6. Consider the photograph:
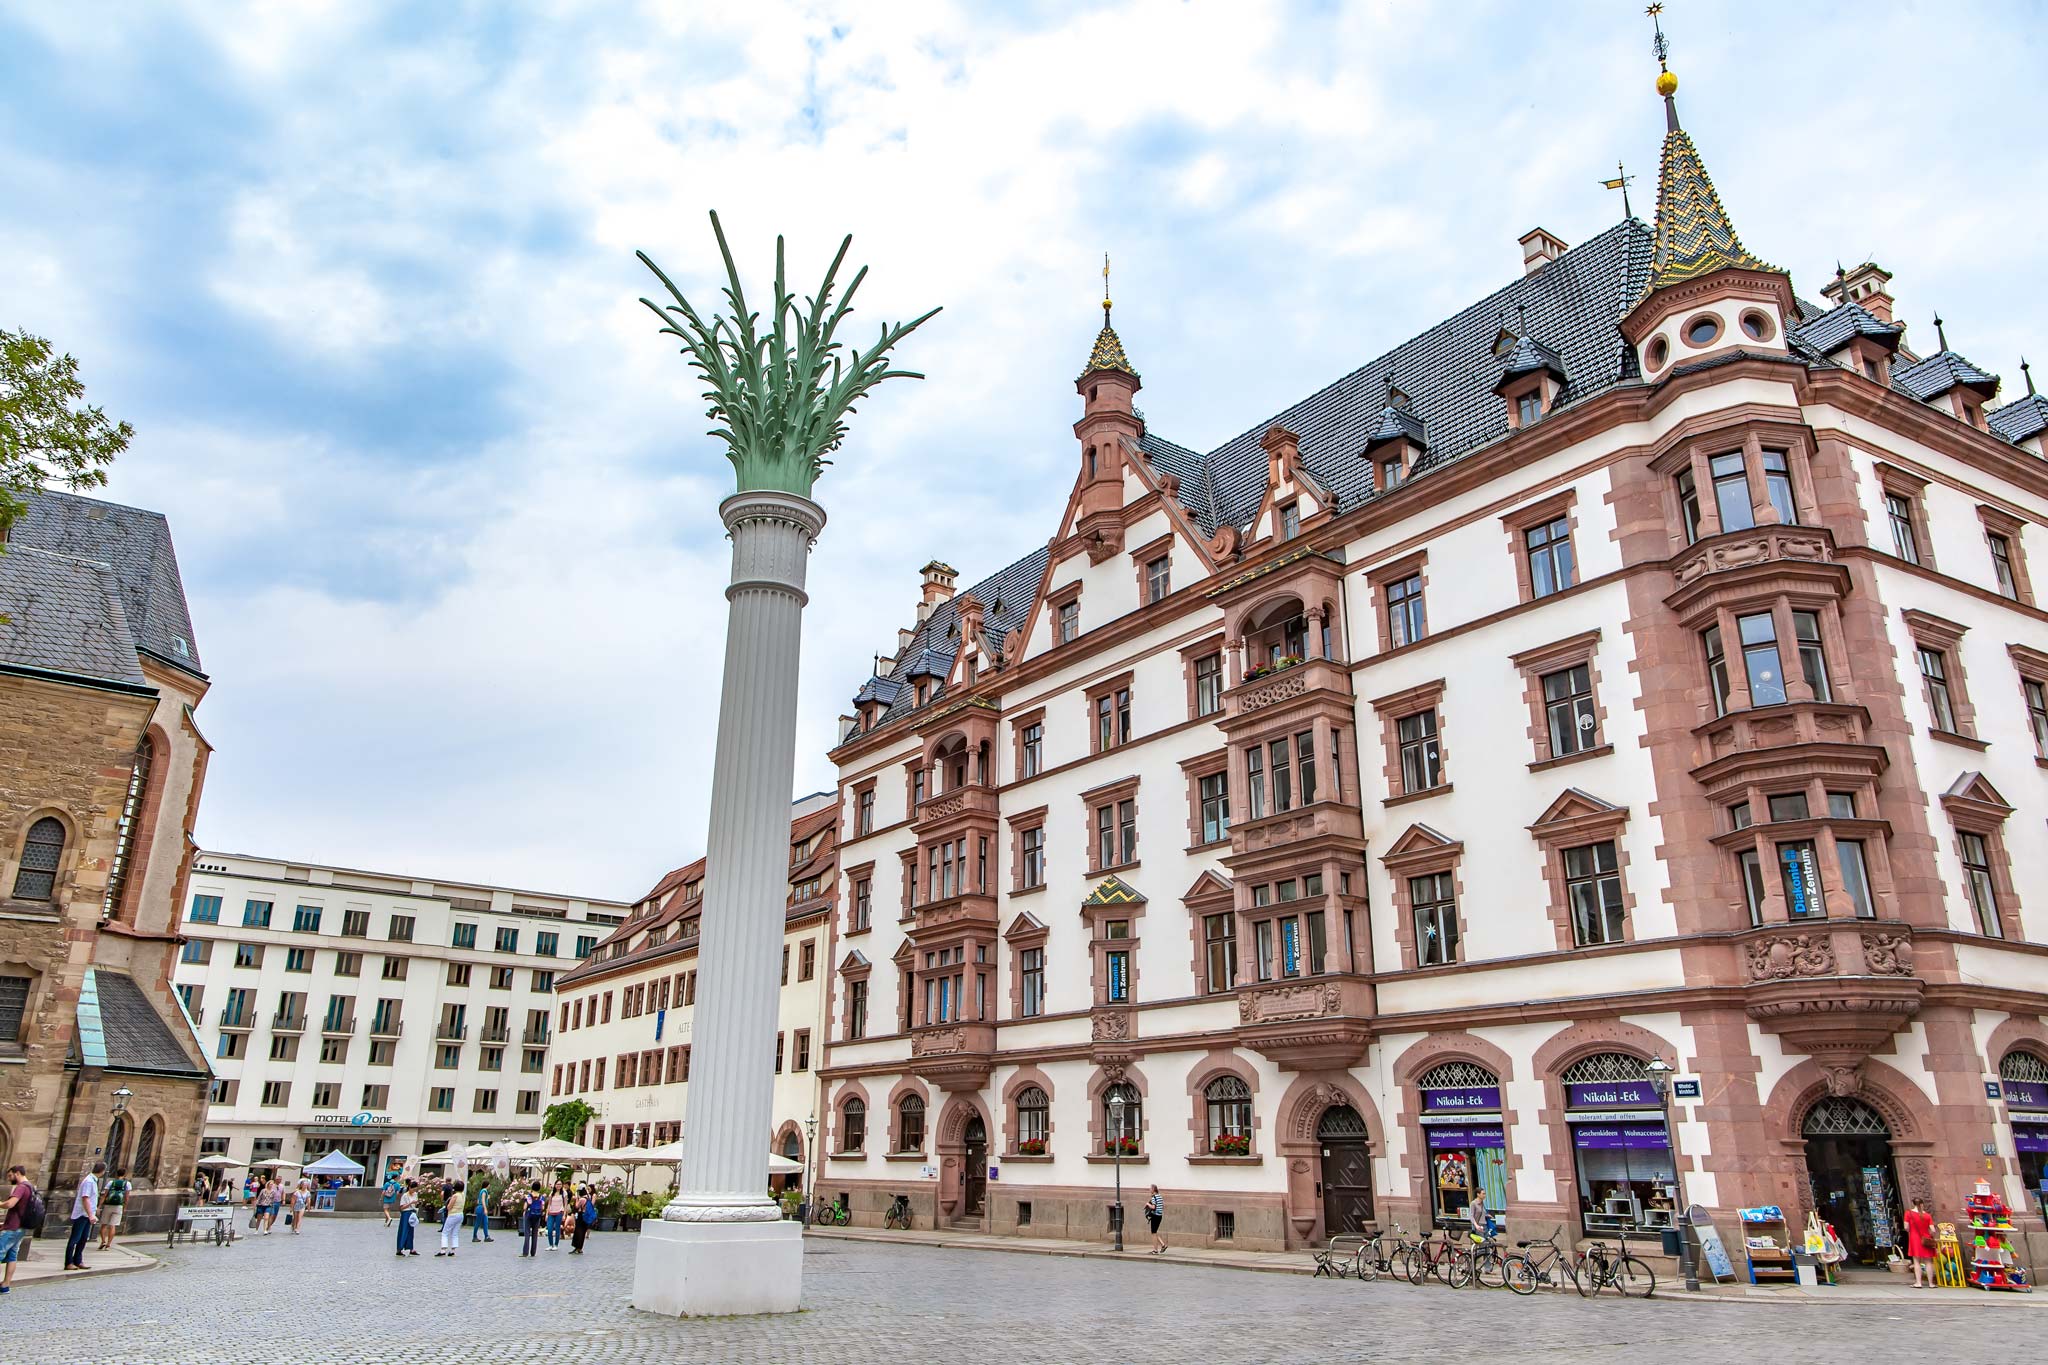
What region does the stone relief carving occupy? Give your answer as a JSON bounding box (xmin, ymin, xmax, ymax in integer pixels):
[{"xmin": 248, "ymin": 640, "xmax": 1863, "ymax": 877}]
[
  {"xmin": 1746, "ymin": 934, "xmax": 1836, "ymax": 981},
  {"xmin": 1862, "ymin": 932, "xmax": 1915, "ymax": 977},
  {"xmin": 1821, "ymin": 1064, "xmax": 1862, "ymax": 1098},
  {"xmin": 1091, "ymin": 1010, "xmax": 1130, "ymax": 1042},
  {"xmin": 1240, "ymin": 981, "xmax": 1343, "ymax": 1024},
  {"xmin": 921, "ymin": 795, "xmax": 964, "ymax": 819},
  {"xmin": 912, "ymin": 1028, "xmax": 965, "ymax": 1057},
  {"xmin": 1292, "ymin": 1083, "xmax": 1349, "ymax": 1140},
  {"xmin": 1238, "ymin": 673, "xmax": 1309, "ymax": 712}
]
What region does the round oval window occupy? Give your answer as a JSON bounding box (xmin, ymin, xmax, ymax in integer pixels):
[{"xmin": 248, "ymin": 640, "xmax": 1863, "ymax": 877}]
[
  {"xmin": 1646, "ymin": 337, "xmax": 1669, "ymax": 371},
  {"xmin": 1741, "ymin": 311, "xmax": 1773, "ymax": 342},
  {"xmin": 1686, "ymin": 316, "xmax": 1720, "ymax": 346}
]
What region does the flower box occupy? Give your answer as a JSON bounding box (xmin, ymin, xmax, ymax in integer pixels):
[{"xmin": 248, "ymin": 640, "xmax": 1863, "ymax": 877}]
[
  {"xmin": 1210, "ymin": 1134, "xmax": 1252, "ymax": 1157},
  {"xmin": 1017, "ymin": 1139, "xmax": 1047, "ymax": 1156},
  {"xmin": 1102, "ymin": 1137, "xmax": 1140, "ymax": 1156}
]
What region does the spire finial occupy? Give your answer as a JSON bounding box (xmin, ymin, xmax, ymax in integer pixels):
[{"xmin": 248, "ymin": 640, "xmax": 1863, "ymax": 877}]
[
  {"xmin": 2023, "ymin": 356, "xmax": 2034, "ymax": 396},
  {"xmin": 1648, "ymin": 4, "xmax": 1679, "ymax": 129},
  {"xmin": 1102, "ymin": 252, "xmax": 1112, "ymax": 324},
  {"xmin": 1934, "ymin": 313, "xmax": 1949, "ymax": 352}
]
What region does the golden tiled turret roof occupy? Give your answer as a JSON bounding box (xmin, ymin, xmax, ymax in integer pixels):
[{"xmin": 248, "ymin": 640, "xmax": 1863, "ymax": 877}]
[
  {"xmin": 1646, "ymin": 120, "xmax": 1778, "ymax": 290},
  {"xmin": 1083, "ymin": 315, "xmax": 1137, "ymax": 378}
]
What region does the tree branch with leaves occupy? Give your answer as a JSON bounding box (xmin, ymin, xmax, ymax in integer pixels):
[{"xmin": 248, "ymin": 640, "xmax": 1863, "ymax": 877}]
[
  {"xmin": 637, "ymin": 212, "xmax": 939, "ymax": 498},
  {"xmin": 0, "ymin": 327, "xmax": 131, "ymax": 535}
]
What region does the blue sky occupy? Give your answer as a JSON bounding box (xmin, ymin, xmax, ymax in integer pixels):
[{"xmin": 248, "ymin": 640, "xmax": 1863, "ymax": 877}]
[{"xmin": 5, "ymin": 2, "xmax": 2043, "ymax": 898}]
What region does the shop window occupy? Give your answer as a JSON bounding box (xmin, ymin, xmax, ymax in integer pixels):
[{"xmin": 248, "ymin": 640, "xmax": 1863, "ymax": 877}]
[
  {"xmin": 1561, "ymin": 1053, "xmax": 1677, "ymax": 1236},
  {"xmin": 1999, "ymin": 1052, "xmax": 2048, "ymax": 1193},
  {"xmin": 1419, "ymin": 1061, "xmax": 1505, "ymax": 1228}
]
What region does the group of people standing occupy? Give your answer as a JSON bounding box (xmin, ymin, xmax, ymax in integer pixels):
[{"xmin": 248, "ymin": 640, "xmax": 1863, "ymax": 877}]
[{"xmin": 383, "ymin": 1172, "xmax": 595, "ymax": 1260}]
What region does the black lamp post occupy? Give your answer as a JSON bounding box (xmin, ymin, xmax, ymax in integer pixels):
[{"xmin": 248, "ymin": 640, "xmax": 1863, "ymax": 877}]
[
  {"xmin": 803, "ymin": 1115, "xmax": 817, "ymax": 1223},
  {"xmin": 1645, "ymin": 1058, "xmax": 1700, "ymax": 1292},
  {"xmin": 1107, "ymin": 1089, "xmax": 1126, "ymax": 1252}
]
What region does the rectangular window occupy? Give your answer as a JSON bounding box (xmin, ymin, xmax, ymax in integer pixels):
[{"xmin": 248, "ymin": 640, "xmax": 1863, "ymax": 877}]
[
  {"xmin": 800, "ymin": 940, "xmax": 816, "ymax": 981},
  {"xmin": 233, "ymin": 943, "xmax": 263, "ymax": 969},
  {"xmin": 1298, "ymin": 730, "xmax": 1318, "ymax": 804},
  {"xmin": 2026, "ymin": 679, "xmax": 2048, "ymax": 757},
  {"xmin": 268, "ymin": 1033, "xmax": 297, "ymax": 1062},
  {"xmin": 1105, "ymin": 944, "xmax": 1130, "ymax": 1003},
  {"xmin": 1761, "ymin": 449, "xmax": 1797, "ymax": 526},
  {"xmin": 1246, "ymin": 746, "xmax": 1266, "ymax": 820},
  {"xmin": 480, "ymin": 1046, "xmax": 502, "ymax": 1073},
  {"xmin": 452, "ymin": 922, "xmax": 477, "ymax": 949},
  {"xmin": 381, "ymin": 956, "xmax": 407, "ymax": 981},
  {"xmin": 1194, "ymin": 653, "xmax": 1224, "ymax": 717},
  {"xmin": 1199, "ymin": 771, "xmax": 1230, "ymax": 844},
  {"xmin": 851, "ymin": 876, "xmax": 872, "ymax": 930},
  {"xmin": 311, "ymin": 1082, "xmax": 339, "ymax": 1109},
  {"xmin": 1382, "ymin": 458, "xmax": 1405, "ymax": 490},
  {"xmin": 1095, "ymin": 804, "xmax": 1114, "ymax": 868},
  {"xmin": 1118, "ymin": 799, "xmax": 1137, "ymax": 865},
  {"xmin": 1021, "ymin": 722, "xmax": 1044, "ymax": 778},
  {"xmin": 188, "ymin": 894, "xmax": 222, "ymax": 923},
  {"xmin": 1886, "ymin": 492, "xmax": 1921, "ymax": 564},
  {"xmin": 1543, "ymin": 663, "xmax": 1597, "ymax": 755},
  {"xmin": 362, "ymin": 1084, "xmax": 388, "ymax": 1110},
  {"xmin": 1254, "ymin": 919, "xmax": 1275, "ymax": 981},
  {"xmin": 490, "ymin": 965, "xmax": 514, "ymax": 990},
  {"xmin": 387, "ymin": 914, "xmax": 414, "ymax": 942},
  {"xmin": 369, "ymin": 1039, "xmax": 395, "ymax": 1065},
  {"xmin": 1677, "ymin": 469, "xmax": 1703, "ymax": 543},
  {"xmin": 1837, "ymin": 840, "xmax": 1876, "ymax": 918},
  {"xmin": 1738, "ymin": 847, "xmax": 1768, "ymax": 926},
  {"xmin": 1919, "ymin": 647, "xmax": 1958, "ymax": 732},
  {"xmin": 180, "ymin": 939, "xmax": 210, "ymax": 965},
  {"xmin": 1517, "ymin": 392, "xmax": 1543, "ymax": 427},
  {"xmin": 1990, "ymin": 533, "xmax": 2020, "ymax": 599},
  {"xmin": 848, "ymin": 979, "xmax": 869, "ymax": 1039},
  {"xmin": 243, "ymin": 899, "xmax": 273, "ymax": 928},
  {"xmin": 1793, "ymin": 610, "xmax": 1831, "ymax": 701},
  {"xmin": 335, "ymin": 951, "xmax": 361, "ymax": 978},
  {"xmin": 1397, "ymin": 711, "xmax": 1442, "ymax": 793},
  {"xmin": 535, "ymin": 931, "xmax": 557, "ymax": 957},
  {"xmin": 1738, "ymin": 611, "xmax": 1787, "ymax": 707},
  {"xmin": 576, "ymin": 935, "xmax": 596, "ymax": 959},
  {"xmin": 1011, "ymin": 825, "xmax": 1040, "ymax": 889},
  {"xmin": 447, "ymin": 962, "xmax": 471, "ymax": 987},
  {"xmin": 1203, "ymin": 913, "xmax": 1237, "ymax": 993},
  {"xmin": 284, "ymin": 947, "xmax": 311, "ymax": 973},
  {"xmin": 261, "ymin": 1081, "xmax": 289, "ymax": 1107},
  {"xmin": 1703, "ymin": 624, "xmax": 1730, "ymax": 715},
  {"xmin": 1386, "ymin": 573, "xmax": 1426, "ymax": 648},
  {"xmin": 1410, "ymin": 872, "xmax": 1459, "ymax": 966},
  {"xmin": 794, "ymin": 1030, "xmax": 811, "ymax": 1072},
  {"xmin": 1777, "ymin": 839, "xmax": 1825, "ymax": 918},
  {"xmin": 1307, "ymin": 908, "xmax": 1327, "ymax": 975},
  {"xmin": 1711, "ymin": 451, "xmax": 1754, "ymax": 533},
  {"xmin": 1960, "ymin": 832, "xmax": 2002, "ymax": 937},
  {"xmin": 341, "ymin": 909, "xmax": 370, "ymax": 937},
  {"xmin": 1146, "ymin": 556, "xmax": 1170, "ymax": 604},
  {"xmin": 216, "ymin": 1032, "xmax": 244, "ymax": 1060},
  {"xmin": 1279, "ymin": 502, "xmax": 1301, "ymax": 540},
  {"xmin": 495, "ymin": 926, "xmax": 519, "ymax": 953},
  {"xmin": 1525, "ymin": 516, "xmax": 1577, "ymax": 598},
  {"xmin": 429, "ymin": 1088, "xmax": 454, "ymax": 1113},
  {"xmin": 855, "ymin": 788, "xmax": 875, "ymax": 835},
  {"xmin": 1057, "ymin": 600, "xmax": 1079, "ymax": 644},
  {"xmin": 1767, "ymin": 791, "xmax": 1809, "ymax": 822},
  {"xmin": 292, "ymin": 904, "xmax": 322, "ymax": 933},
  {"xmin": 1564, "ymin": 841, "xmax": 1626, "ymax": 946}
]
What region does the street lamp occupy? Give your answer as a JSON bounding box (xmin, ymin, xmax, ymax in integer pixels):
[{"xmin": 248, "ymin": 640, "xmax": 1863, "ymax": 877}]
[
  {"xmin": 111, "ymin": 1086, "xmax": 132, "ymax": 1116},
  {"xmin": 803, "ymin": 1115, "xmax": 817, "ymax": 1224},
  {"xmin": 1106, "ymin": 1089, "xmax": 1126, "ymax": 1252},
  {"xmin": 1644, "ymin": 1058, "xmax": 1699, "ymax": 1292}
]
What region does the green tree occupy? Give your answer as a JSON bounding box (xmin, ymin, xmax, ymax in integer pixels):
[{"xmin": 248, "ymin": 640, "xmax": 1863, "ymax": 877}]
[
  {"xmin": 542, "ymin": 1097, "xmax": 595, "ymax": 1142},
  {"xmin": 0, "ymin": 327, "xmax": 131, "ymax": 534}
]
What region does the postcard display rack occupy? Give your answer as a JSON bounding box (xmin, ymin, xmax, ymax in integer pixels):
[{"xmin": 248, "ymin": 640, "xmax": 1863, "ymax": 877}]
[
  {"xmin": 1738, "ymin": 1205, "xmax": 1797, "ymax": 1284},
  {"xmin": 1964, "ymin": 1182, "xmax": 2033, "ymax": 1292}
]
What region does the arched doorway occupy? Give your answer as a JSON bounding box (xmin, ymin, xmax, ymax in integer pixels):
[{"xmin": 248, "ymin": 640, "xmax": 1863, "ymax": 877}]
[
  {"xmin": 1318, "ymin": 1105, "xmax": 1372, "ymax": 1235},
  {"xmin": 961, "ymin": 1116, "xmax": 987, "ymax": 1216},
  {"xmin": 1802, "ymin": 1096, "xmax": 1900, "ymax": 1265}
]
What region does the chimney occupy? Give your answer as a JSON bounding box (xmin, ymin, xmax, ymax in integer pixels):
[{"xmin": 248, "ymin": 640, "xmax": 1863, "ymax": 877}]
[
  {"xmin": 837, "ymin": 714, "xmax": 858, "ymax": 742},
  {"xmin": 915, "ymin": 560, "xmax": 958, "ymax": 624},
  {"xmin": 1261, "ymin": 426, "xmax": 1301, "ymax": 489},
  {"xmin": 1820, "ymin": 261, "xmax": 1895, "ymax": 325},
  {"xmin": 956, "ymin": 592, "xmax": 985, "ymax": 648},
  {"xmin": 895, "ymin": 627, "xmax": 915, "ymax": 656},
  {"xmin": 1518, "ymin": 227, "xmax": 1568, "ymax": 276}
]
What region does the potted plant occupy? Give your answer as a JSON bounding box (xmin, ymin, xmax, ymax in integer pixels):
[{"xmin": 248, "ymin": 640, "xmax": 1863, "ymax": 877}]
[
  {"xmin": 778, "ymin": 1188, "xmax": 803, "ymax": 1221},
  {"xmin": 595, "ymin": 1181, "xmax": 627, "ymax": 1231},
  {"xmin": 1017, "ymin": 1138, "xmax": 1047, "ymax": 1156},
  {"xmin": 1211, "ymin": 1133, "xmax": 1252, "ymax": 1157},
  {"xmin": 1104, "ymin": 1135, "xmax": 1140, "ymax": 1157}
]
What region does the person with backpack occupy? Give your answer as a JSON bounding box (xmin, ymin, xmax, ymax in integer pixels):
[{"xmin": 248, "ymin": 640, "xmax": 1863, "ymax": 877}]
[
  {"xmin": 97, "ymin": 1170, "xmax": 130, "ymax": 1250},
  {"xmin": 519, "ymin": 1183, "xmax": 544, "ymax": 1258},
  {"xmin": 0, "ymin": 1164, "xmax": 42, "ymax": 1293}
]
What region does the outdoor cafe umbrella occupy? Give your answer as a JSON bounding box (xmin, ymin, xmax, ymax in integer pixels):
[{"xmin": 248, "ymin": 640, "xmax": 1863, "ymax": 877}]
[
  {"xmin": 193, "ymin": 1154, "xmax": 244, "ymax": 1168},
  {"xmin": 642, "ymin": 1139, "xmax": 803, "ymax": 1175},
  {"xmin": 507, "ymin": 1137, "xmax": 603, "ymax": 1166},
  {"xmin": 251, "ymin": 1158, "xmax": 302, "ymax": 1169}
]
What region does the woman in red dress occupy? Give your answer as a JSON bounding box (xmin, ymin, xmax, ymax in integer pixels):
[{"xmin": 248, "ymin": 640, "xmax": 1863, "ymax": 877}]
[{"xmin": 1902, "ymin": 1198, "xmax": 1936, "ymax": 1287}]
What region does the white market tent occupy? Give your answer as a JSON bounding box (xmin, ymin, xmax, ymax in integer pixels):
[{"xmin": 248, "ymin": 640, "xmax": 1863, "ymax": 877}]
[{"xmin": 303, "ymin": 1150, "xmax": 365, "ymax": 1178}]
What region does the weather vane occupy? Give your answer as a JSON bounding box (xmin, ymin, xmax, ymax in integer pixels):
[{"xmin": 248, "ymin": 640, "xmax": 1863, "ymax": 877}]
[
  {"xmin": 1648, "ymin": 4, "xmax": 1669, "ymax": 69},
  {"xmin": 1602, "ymin": 160, "xmax": 1636, "ymax": 220},
  {"xmin": 1102, "ymin": 252, "xmax": 1112, "ymax": 321}
]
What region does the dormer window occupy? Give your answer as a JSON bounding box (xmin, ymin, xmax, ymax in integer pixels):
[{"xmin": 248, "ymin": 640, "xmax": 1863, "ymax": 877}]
[
  {"xmin": 1381, "ymin": 459, "xmax": 1405, "ymax": 489},
  {"xmin": 1279, "ymin": 502, "xmax": 1301, "ymax": 540},
  {"xmin": 915, "ymin": 682, "xmax": 930, "ymax": 706},
  {"xmin": 1516, "ymin": 393, "xmax": 1543, "ymax": 427}
]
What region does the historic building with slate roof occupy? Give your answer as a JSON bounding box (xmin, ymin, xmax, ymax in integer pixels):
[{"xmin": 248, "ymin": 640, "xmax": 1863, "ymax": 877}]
[
  {"xmin": 0, "ymin": 488, "xmax": 216, "ymax": 1230},
  {"xmin": 814, "ymin": 61, "xmax": 2048, "ymax": 1264}
]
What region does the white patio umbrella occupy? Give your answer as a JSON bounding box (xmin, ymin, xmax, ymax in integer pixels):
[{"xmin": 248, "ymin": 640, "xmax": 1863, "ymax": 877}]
[
  {"xmin": 639, "ymin": 1140, "xmax": 800, "ymax": 1175},
  {"xmin": 251, "ymin": 1158, "xmax": 302, "ymax": 1169},
  {"xmin": 508, "ymin": 1137, "xmax": 603, "ymax": 1165},
  {"xmin": 193, "ymin": 1154, "xmax": 244, "ymax": 1168},
  {"xmin": 414, "ymin": 1152, "xmax": 461, "ymax": 1167},
  {"xmin": 599, "ymin": 1144, "xmax": 658, "ymax": 1163}
]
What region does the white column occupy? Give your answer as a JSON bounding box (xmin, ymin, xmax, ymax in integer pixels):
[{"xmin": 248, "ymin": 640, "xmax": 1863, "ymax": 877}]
[{"xmin": 634, "ymin": 488, "xmax": 822, "ymax": 1317}]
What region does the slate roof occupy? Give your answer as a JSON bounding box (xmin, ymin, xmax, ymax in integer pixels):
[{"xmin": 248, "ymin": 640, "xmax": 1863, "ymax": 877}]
[
  {"xmin": 79, "ymin": 968, "xmax": 207, "ymax": 1078},
  {"xmin": 852, "ymin": 546, "xmax": 1050, "ymax": 725},
  {"xmin": 1892, "ymin": 350, "xmax": 2001, "ymax": 402},
  {"xmin": 1989, "ymin": 393, "xmax": 2048, "ymax": 445},
  {"xmin": 1363, "ymin": 402, "xmax": 1429, "ymax": 453},
  {"xmin": 1789, "ymin": 301, "xmax": 1901, "ymax": 356},
  {"xmin": 8, "ymin": 488, "xmax": 204, "ymax": 675},
  {"xmin": 0, "ymin": 544, "xmax": 150, "ymax": 690},
  {"xmin": 1497, "ymin": 333, "xmax": 1568, "ymax": 384}
]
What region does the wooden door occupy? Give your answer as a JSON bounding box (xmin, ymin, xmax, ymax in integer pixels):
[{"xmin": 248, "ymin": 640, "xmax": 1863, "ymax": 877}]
[{"xmin": 963, "ymin": 1117, "xmax": 988, "ymax": 1215}]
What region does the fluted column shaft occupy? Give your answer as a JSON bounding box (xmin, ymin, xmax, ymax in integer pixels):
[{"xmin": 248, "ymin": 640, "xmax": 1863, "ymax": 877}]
[{"xmin": 669, "ymin": 489, "xmax": 825, "ymax": 1220}]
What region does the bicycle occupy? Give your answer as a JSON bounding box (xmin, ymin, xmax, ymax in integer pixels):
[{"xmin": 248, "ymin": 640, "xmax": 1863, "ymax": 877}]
[
  {"xmin": 811, "ymin": 1200, "xmax": 851, "ymax": 1227},
  {"xmin": 1353, "ymin": 1221, "xmax": 1412, "ymax": 1282},
  {"xmin": 1504, "ymin": 1226, "xmax": 1578, "ymax": 1295},
  {"xmin": 1403, "ymin": 1226, "xmax": 1473, "ymax": 1288},
  {"xmin": 1574, "ymin": 1229, "xmax": 1656, "ymax": 1298},
  {"xmin": 1466, "ymin": 1231, "xmax": 1513, "ymax": 1289},
  {"xmin": 1313, "ymin": 1235, "xmax": 1367, "ymax": 1279},
  {"xmin": 882, "ymin": 1194, "xmax": 913, "ymax": 1231}
]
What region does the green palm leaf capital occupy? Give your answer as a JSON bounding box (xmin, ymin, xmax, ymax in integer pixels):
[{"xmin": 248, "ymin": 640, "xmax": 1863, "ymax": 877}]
[{"xmin": 638, "ymin": 213, "xmax": 940, "ymax": 498}]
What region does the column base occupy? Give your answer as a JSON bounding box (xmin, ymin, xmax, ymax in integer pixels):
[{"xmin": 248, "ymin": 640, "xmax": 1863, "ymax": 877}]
[{"xmin": 630, "ymin": 1216, "xmax": 804, "ymax": 1317}]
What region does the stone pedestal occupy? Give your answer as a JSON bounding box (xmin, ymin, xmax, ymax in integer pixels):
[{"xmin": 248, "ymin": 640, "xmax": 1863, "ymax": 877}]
[
  {"xmin": 631, "ymin": 1218, "xmax": 804, "ymax": 1318},
  {"xmin": 632, "ymin": 488, "xmax": 824, "ymax": 1317}
]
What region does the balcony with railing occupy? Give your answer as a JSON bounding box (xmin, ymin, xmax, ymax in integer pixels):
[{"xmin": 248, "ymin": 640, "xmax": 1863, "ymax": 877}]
[
  {"xmin": 271, "ymin": 1012, "xmax": 307, "ymax": 1033},
  {"xmin": 480, "ymin": 1024, "xmax": 511, "ymax": 1044},
  {"xmin": 216, "ymin": 1011, "xmax": 255, "ymax": 1033},
  {"xmin": 522, "ymin": 1025, "xmax": 550, "ymax": 1045},
  {"xmin": 437, "ymin": 1022, "xmax": 469, "ymax": 1041},
  {"xmin": 368, "ymin": 1017, "xmax": 404, "ymax": 1039},
  {"xmin": 321, "ymin": 1015, "xmax": 357, "ymax": 1036}
]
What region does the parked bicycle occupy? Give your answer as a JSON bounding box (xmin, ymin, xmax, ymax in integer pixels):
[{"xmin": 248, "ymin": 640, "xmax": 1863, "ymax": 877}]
[
  {"xmin": 1403, "ymin": 1226, "xmax": 1473, "ymax": 1288},
  {"xmin": 1466, "ymin": 1231, "xmax": 1513, "ymax": 1289},
  {"xmin": 1504, "ymin": 1226, "xmax": 1578, "ymax": 1295},
  {"xmin": 811, "ymin": 1199, "xmax": 852, "ymax": 1227},
  {"xmin": 1352, "ymin": 1222, "xmax": 1413, "ymax": 1283},
  {"xmin": 882, "ymin": 1194, "xmax": 913, "ymax": 1231},
  {"xmin": 1574, "ymin": 1229, "xmax": 1656, "ymax": 1298}
]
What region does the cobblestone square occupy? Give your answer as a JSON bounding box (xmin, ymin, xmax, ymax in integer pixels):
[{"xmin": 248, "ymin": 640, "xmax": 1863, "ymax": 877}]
[{"xmin": 3, "ymin": 1219, "xmax": 2028, "ymax": 1364}]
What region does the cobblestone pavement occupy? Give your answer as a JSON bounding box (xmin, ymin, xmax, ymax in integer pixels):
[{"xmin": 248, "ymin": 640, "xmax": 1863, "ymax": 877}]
[{"xmin": 4, "ymin": 1218, "xmax": 2015, "ymax": 1364}]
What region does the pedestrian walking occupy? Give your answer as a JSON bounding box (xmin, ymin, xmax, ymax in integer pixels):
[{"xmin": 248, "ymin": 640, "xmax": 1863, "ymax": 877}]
[
  {"xmin": 97, "ymin": 1170, "xmax": 130, "ymax": 1250},
  {"xmin": 545, "ymin": 1181, "xmax": 567, "ymax": 1250},
  {"xmin": 395, "ymin": 1179, "xmax": 419, "ymax": 1257},
  {"xmin": 1144, "ymin": 1184, "xmax": 1166, "ymax": 1255},
  {"xmin": 437, "ymin": 1180, "xmax": 464, "ymax": 1257},
  {"xmin": 381, "ymin": 1171, "xmax": 401, "ymax": 1227},
  {"xmin": 0, "ymin": 1164, "xmax": 38, "ymax": 1294},
  {"xmin": 1904, "ymin": 1198, "xmax": 1937, "ymax": 1288},
  {"xmin": 255, "ymin": 1177, "xmax": 277, "ymax": 1234},
  {"xmin": 64, "ymin": 1161, "xmax": 102, "ymax": 1270},
  {"xmin": 569, "ymin": 1186, "xmax": 591, "ymax": 1254},
  {"xmin": 519, "ymin": 1185, "xmax": 543, "ymax": 1258},
  {"xmin": 288, "ymin": 1178, "xmax": 310, "ymax": 1234},
  {"xmin": 469, "ymin": 1174, "xmax": 494, "ymax": 1243}
]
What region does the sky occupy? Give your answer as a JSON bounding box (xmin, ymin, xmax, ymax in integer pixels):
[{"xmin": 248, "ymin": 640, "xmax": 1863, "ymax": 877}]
[{"xmin": 4, "ymin": 2, "xmax": 2044, "ymax": 901}]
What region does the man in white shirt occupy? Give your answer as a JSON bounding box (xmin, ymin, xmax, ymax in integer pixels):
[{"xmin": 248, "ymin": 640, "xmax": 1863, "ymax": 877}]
[{"xmin": 64, "ymin": 1161, "xmax": 102, "ymax": 1270}]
